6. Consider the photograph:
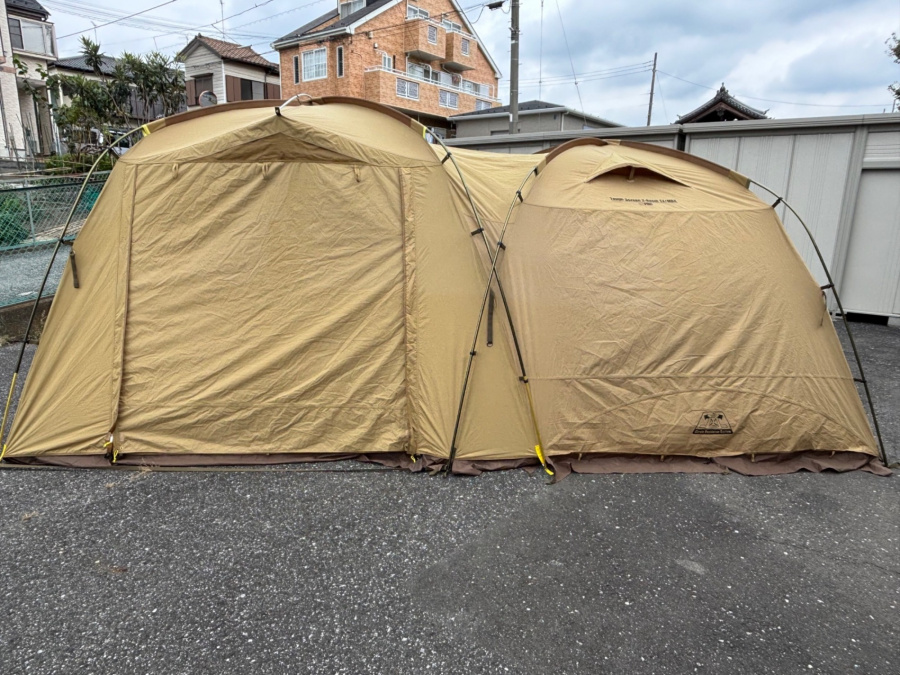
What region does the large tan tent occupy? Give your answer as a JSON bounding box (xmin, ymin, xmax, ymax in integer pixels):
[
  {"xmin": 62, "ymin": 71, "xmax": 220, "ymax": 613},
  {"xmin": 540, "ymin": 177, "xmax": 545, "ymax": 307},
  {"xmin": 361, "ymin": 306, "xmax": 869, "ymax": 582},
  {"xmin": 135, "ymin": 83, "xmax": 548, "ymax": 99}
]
[{"xmin": 0, "ymin": 98, "xmax": 886, "ymax": 474}]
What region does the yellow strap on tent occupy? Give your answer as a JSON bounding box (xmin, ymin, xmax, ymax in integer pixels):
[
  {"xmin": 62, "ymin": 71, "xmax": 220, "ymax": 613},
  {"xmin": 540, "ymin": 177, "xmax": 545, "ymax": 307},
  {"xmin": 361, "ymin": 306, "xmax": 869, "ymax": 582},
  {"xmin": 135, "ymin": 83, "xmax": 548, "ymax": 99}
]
[
  {"xmin": 141, "ymin": 124, "xmax": 151, "ymax": 137},
  {"xmin": 103, "ymin": 434, "xmax": 118, "ymax": 463},
  {"xmin": 0, "ymin": 372, "xmax": 18, "ymax": 461},
  {"xmin": 523, "ymin": 379, "xmax": 553, "ymax": 476}
]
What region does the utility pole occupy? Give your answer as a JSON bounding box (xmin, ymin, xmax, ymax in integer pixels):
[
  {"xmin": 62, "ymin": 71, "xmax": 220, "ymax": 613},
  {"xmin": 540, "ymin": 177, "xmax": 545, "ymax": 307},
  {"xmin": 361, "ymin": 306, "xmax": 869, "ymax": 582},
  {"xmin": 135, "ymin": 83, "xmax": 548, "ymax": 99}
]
[
  {"xmin": 509, "ymin": 0, "xmax": 520, "ymax": 134},
  {"xmin": 646, "ymin": 52, "xmax": 657, "ymax": 126},
  {"xmin": 220, "ymin": 0, "xmax": 226, "ymax": 39}
]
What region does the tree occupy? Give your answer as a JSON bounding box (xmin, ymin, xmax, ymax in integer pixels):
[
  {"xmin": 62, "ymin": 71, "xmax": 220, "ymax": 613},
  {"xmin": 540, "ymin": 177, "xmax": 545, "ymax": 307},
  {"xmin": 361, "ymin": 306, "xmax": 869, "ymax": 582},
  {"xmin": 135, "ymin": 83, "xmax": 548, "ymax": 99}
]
[
  {"xmin": 889, "ymin": 33, "xmax": 900, "ymax": 107},
  {"xmin": 15, "ymin": 37, "xmax": 184, "ymax": 160}
]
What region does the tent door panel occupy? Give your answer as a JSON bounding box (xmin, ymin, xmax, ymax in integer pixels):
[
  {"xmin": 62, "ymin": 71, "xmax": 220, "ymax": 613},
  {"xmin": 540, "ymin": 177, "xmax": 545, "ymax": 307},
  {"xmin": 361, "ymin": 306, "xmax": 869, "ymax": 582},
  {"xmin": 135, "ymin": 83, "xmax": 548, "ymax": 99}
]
[{"xmin": 117, "ymin": 162, "xmax": 410, "ymax": 455}]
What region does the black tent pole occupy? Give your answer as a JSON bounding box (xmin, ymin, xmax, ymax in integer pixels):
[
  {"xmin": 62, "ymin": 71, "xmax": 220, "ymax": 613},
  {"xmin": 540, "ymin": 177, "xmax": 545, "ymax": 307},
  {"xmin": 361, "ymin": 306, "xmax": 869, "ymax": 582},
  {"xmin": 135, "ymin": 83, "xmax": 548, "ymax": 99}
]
[
  {"xmin": 750, "ymin": 179, "xmax": 888, "ymax": 466},
  {"xmin": 428, "ymin": 137, "xmax": 549, "ymax": 473},
  {"xmin": 0, "ymin": 127, "xmax": 146, "ymax": 460}
]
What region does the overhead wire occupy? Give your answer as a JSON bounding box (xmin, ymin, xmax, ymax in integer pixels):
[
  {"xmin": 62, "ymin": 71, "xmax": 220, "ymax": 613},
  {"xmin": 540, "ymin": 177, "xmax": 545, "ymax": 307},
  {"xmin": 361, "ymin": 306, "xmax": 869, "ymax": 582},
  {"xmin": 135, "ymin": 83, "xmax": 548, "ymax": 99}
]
[
  {"xmin": 61, "ymin": 0, "xmax": 329, "ymax": 49},
  {"xmin": 657, "ymin": 70, "xmax": 889, "ymax": 108},
  {"xmin": 654, "ymin": 69, "xmax": 670, "ymax": 124},
  {"xmin": 553, "ymin": 0, "xmax": 584, "ymax": 116},
  {"xmin": 57, "ymin": 0, "xmax": 185, "ymax": 39},
  {"xmin": 537, "ymin": 0, "xmax": 543, "ymax": 99},
  {"xmin": 516, "ymin": 61, "xmax": 652, "ymax": 85}
]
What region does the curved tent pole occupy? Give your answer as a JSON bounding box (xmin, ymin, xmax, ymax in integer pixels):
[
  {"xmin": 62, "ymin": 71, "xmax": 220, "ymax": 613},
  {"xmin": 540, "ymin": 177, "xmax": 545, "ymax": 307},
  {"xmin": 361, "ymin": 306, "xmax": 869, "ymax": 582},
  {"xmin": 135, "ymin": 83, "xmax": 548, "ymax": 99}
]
[
  {"xmin": 0, "ymin": 126, "xmax": 146, "ymax": 460},
  {"xmin": 428, "ymin": 139, "xmax": 551, "ymax": 474},
  {"xmin": 277, "ymin": 93, "xmax": 314, "ymax": 111},
  {"xmin": 749, "ymin": 179, "xmax": 888, "ymax": 466}
]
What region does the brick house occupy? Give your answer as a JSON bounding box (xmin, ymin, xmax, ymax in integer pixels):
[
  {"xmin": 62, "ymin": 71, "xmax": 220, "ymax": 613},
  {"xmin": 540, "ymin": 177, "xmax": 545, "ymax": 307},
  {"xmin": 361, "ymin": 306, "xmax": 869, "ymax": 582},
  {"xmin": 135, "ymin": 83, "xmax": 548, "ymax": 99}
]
[
  {"xmin": 178, "ymin": 35, "xmax": 281, "ymax": 109},
  {"xmin": 273, "ymin": 0, "xmax": 501, "ymax": 133}
]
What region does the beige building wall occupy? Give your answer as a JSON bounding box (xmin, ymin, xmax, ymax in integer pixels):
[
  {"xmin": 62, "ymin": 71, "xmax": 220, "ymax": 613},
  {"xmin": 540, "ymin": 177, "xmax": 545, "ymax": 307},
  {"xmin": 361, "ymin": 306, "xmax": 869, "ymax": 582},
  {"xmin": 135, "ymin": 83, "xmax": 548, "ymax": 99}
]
[{"xmin": 0, "ymin": 1, "xmax": 26, "ymax": 157}]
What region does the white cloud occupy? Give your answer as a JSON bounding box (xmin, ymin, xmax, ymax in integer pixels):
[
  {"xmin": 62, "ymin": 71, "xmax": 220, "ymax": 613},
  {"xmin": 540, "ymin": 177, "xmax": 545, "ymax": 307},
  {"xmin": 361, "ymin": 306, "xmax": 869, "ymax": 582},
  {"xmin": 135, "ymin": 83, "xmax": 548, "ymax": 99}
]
[{"xmin": 47, "ymin": 0, "xmax": 900, "ymax": 125}]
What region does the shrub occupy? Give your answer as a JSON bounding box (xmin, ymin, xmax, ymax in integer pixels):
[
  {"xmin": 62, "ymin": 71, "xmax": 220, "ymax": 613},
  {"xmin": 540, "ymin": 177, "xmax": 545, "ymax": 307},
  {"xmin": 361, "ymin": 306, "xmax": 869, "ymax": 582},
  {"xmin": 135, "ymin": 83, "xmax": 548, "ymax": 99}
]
[
  {"xmin": 0, "ymin": 195, "xmax": 29, "ymax": 247},
  {"xmin": 45, "ymin": 153, "xmax": 114, "ymax": 173}
]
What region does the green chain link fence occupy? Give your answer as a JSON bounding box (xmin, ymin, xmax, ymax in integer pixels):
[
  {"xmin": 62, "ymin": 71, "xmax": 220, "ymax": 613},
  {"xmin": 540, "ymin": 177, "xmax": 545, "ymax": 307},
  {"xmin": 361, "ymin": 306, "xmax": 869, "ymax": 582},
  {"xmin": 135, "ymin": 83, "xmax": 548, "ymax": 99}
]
[{"xmin": 0, "ymin": 172, "xmax": 109, "ymax": 308}]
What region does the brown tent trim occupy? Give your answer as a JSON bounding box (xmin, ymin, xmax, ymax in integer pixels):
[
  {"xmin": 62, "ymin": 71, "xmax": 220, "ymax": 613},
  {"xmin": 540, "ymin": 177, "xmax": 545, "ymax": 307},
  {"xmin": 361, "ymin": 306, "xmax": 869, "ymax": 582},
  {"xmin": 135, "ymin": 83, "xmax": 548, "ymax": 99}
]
[
  {"xmin": 145, "ymin": 99, "xmax": 290, "ymax": 133},
  {"xmin": 2, "ymin": 450, "xmax": 888, "ymax": 478},
  {"xmin": 147, "ymin": 96, "xmax": 425, "ymax": 139}
]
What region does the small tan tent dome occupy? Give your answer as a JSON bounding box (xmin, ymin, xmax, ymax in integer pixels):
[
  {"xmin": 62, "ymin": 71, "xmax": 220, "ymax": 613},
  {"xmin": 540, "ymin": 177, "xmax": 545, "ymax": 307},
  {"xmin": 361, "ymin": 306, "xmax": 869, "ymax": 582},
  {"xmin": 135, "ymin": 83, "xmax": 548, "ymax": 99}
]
[{"xmin": 2, "ymin": 100, "xmax": 882, "ymax": 474}]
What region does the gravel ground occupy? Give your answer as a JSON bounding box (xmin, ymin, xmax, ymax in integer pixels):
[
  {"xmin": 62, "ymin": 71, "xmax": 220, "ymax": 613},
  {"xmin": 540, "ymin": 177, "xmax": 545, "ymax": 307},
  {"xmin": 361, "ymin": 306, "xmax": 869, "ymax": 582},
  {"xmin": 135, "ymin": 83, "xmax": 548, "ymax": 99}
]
[
  {"xmin": 0, "ymin": 320, "xmax": 897, "ymax": 674},
  {"xmin": 0, "ymin": 243, "xmax": 70, "ymax": 308}
]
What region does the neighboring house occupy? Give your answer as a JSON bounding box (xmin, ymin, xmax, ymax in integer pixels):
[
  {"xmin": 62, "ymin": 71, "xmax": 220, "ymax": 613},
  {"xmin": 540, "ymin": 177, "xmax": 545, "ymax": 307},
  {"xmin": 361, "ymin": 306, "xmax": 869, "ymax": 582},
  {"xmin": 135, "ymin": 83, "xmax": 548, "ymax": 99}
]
[
  {"xmin": 450, "ymin": 99, "xmax": 620, "ymax": 138},
  {"xmin": 273, "ymin": 0, "xmax": 502, "ymax": 132},
  {"xmin": 677, "ymin": 84, "xmax": 768, "ymax": 123},
  {"xmin": 1, "ymin": 0, "xmax": 57, "ymax": 157},
  {"xmin": 49, "ymin": 55, "xmax": 175, "ymax": 124},
  {"xmin": 178, "ymin": 35, "xmax": 280, "ymax": 109}
]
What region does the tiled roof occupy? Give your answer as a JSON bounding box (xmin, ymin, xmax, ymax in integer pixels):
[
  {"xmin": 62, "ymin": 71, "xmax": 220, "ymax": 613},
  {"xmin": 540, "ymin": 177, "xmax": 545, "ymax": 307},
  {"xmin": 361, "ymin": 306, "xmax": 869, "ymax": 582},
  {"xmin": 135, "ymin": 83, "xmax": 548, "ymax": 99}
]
[
  {"xmin": 677, "ymin": 84, "xmax": 768, "ymax": 123},
  {"xmin": 52, "ymin": 55, "xmax": 119, "ymax": 76},
  {"xmin": 182, "ymin": 35, "xmax": 279, "ymax": 74},
  {"xmin": 6, "ymin": 0, "xmax": 49, "ymax": 19},
  {"xmin": 275, "ymin": 0, "xmax": 396, "ymax": 45}
]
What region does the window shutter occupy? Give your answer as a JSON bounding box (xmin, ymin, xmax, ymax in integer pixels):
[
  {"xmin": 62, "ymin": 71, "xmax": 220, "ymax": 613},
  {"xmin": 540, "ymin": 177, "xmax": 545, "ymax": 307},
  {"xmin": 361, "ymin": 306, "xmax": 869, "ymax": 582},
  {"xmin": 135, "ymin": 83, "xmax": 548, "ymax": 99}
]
[
  {"xmin": 186, "ymin": 79, "xmax": 197, "ymax": 106},
  {"xmin": 265, "ymin": 83, "xmax": 281, "ymax": 100},
  {"xmin": 225, "ymin": 75, "xmax": 240, "ymax": 103}
]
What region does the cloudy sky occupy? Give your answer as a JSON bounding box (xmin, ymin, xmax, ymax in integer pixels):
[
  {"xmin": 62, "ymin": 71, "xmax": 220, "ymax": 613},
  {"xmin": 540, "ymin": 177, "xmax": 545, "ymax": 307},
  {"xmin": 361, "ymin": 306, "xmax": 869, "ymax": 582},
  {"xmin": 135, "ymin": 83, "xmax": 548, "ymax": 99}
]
[{"xmin": 49, "ymin": 0, "xmax": 900, "ymax": 126}]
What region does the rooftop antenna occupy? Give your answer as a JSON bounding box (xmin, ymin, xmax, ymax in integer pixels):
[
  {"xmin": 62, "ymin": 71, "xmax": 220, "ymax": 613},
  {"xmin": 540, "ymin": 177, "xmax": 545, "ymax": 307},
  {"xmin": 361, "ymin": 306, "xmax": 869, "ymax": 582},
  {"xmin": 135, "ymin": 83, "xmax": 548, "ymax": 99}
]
[{"xmin": 219, "ymin": 0, "xmax": 226, "ymax": 39}]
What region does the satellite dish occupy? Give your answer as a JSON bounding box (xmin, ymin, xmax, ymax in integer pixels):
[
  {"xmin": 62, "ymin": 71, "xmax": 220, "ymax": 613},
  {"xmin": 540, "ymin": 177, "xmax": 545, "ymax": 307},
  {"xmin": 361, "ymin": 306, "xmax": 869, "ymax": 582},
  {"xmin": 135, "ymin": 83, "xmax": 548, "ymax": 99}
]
[{"xmin": 198, "ymin": 90, "xmax": 218, "ymax": 107}]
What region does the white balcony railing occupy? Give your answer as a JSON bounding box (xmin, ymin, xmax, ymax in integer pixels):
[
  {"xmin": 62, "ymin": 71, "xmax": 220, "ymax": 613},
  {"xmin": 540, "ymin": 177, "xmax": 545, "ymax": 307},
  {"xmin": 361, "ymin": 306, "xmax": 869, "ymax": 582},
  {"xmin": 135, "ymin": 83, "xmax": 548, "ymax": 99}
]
[
  {"xmin": 366, "ymin": 65, "xmax": 497, "ymax": 101},
  {"xmin": 405, "ymin": 15, "xmax": 478, "ymax": 43}
]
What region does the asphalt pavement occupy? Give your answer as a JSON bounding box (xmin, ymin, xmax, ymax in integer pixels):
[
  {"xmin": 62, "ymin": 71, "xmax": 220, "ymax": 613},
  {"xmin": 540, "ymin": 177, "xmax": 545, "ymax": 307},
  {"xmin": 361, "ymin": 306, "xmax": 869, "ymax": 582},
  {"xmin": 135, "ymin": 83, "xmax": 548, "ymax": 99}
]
[{"xmin": 0, "ymin": 320, "xmax": 897, "ymax": 674}]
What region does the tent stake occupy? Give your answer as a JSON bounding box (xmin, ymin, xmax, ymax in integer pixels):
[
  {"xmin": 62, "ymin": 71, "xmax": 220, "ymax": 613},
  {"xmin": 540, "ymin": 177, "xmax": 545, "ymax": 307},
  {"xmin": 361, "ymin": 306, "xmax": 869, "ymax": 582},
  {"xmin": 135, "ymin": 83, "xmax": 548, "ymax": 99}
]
[
  {"xmin": 0, "ymin": 127, "xmax": 146, "ymax": 461},
  {"xmin": 750, "ymin": 179, "xmax": 888, "ymax": 466}
]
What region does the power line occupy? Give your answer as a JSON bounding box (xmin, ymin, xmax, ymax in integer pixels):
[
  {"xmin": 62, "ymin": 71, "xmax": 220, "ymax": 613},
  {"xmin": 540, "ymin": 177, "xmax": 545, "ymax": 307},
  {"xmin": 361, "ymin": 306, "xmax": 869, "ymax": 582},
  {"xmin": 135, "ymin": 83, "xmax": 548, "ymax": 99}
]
[
  {"xmin": 654, "ymin": 69, "xmax": 670, "ymax": 124},
  {"xmin": 537, "ymin": 0, "xmax": 544, "ymax": 99},
  {"xmin": 517, "ymin": 61, "xmax": 652, "ymax": 85},
  {"xmin": 553, "ymin": 0, "xmax": 584, "ymax": 116},
  {"xmin": 46, "ymin": 0, "xmax": 272, "ymax": 41},
  {"xmin": 58, "ymin": 0, "xmax": 185, "ymax": 39},
  {"xmin": 657, "ymin": 70, "xmax": 889, "ymax": 108}
]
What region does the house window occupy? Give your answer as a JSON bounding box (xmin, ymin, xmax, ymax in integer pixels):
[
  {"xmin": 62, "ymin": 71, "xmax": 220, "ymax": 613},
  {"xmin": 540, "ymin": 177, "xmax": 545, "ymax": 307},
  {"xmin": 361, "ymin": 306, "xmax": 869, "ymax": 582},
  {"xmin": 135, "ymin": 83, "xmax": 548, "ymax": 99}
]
[
  {"xmin": 293, "ymin": 55, "xmax": 300, "ymax": 84},
  {"xmin": 475, "ymin": 99, "xmax": 491, "ymax": 111},
  {"xmin": 461, "ymin": 38, "xmax": 470, "ymax": 55},
  {"xmin": 240, "ymin": 79, "xmax": 265, "ymax": 100},
  {"xmin": 194, "ymin": 75, "xmax": 213, "ymax": 95},
  {"xmin": 396, "ymin": 79, "xmax": 419, "ymax": 100},
  {"xmin": 8, "ymin": 17, "xmax": 54, "ymax": 56},
  {"xmin": 427, "ymin": 25, "xmax": 437, "ymax": 44},
  {"xmin": 382, "ymin": 53, "xmax": 393, "ymax": 70},
  {"xmin": 407, "ymin": 62, "xmax": 428, "ymax": 80},
  {"xmin": 336, "ymin": 46, "xmax": 344, "ymax": 77},
  {"xmin": 439, "ymin": 90, "xmax": 458, "ymax": 109},
  {"xmin": 340, "ymin": 0, "xmax": 364, "ymax": 19},
  {"xmin": 302, "ymin": 47, "xmax": 327, "ymax": 81},
  {"xmin": 407, "ymin": 4, "xmax": 429, "ymax": 19},
  {"xmin": 442, "ymin": 19, "xmax": 462, "ymax": 33},
  {"xmin": 8, "ymin": 19, "xmax": 22, "ymax": 50}
]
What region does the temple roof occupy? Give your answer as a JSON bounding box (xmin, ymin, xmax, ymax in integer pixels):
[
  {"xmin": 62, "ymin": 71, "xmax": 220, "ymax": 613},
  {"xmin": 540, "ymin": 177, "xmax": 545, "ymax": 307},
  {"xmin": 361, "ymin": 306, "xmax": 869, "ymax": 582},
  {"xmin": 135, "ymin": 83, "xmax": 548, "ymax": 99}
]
[{"xmin": 677, "ymin": 84, "xmax": 768, "ymax": 123}]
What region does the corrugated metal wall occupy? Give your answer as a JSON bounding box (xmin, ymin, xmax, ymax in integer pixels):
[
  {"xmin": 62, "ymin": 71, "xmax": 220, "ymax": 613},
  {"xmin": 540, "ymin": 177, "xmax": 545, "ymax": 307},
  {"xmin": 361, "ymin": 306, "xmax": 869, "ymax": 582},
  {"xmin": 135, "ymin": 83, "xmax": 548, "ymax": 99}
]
[{"xmin": 448, "ymin": 114, "xmax": 900, "ymax": 316}]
